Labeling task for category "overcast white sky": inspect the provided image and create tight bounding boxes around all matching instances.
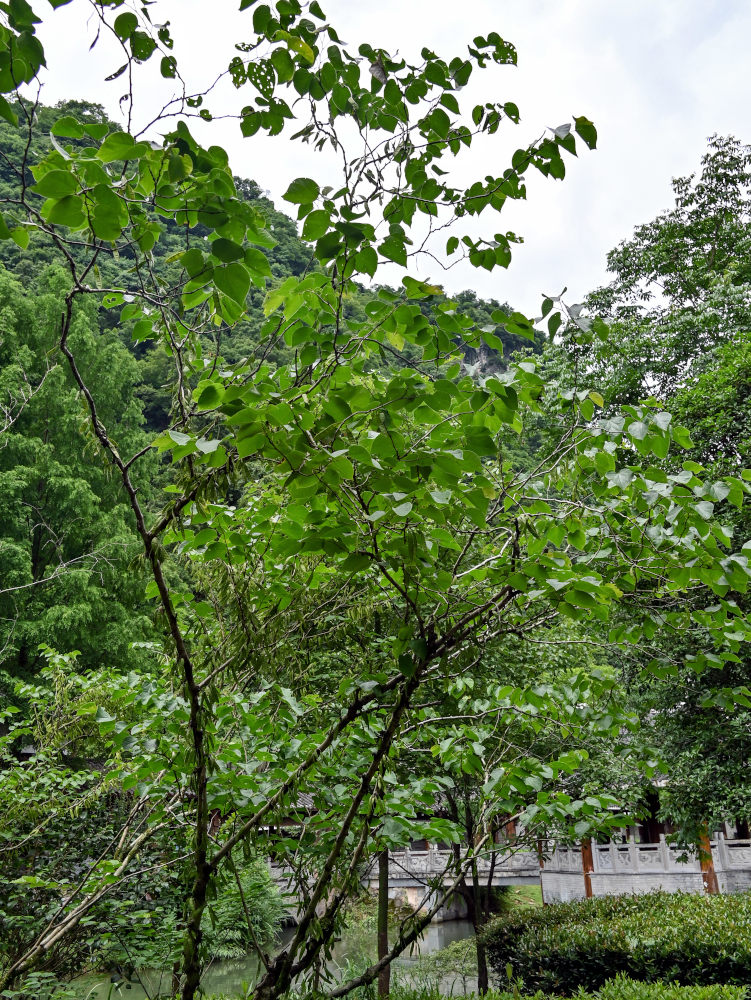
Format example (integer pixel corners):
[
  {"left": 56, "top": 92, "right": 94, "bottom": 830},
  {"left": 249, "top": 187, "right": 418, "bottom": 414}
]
[{"left": 34, "top": 0, "right": 751, "bottom": 314}]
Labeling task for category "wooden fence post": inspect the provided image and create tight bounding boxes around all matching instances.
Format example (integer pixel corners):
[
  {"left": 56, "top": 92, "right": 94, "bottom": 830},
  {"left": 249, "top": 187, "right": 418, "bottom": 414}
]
[{"left": 581, "top": 838, "right": 594, "bottom": 899}]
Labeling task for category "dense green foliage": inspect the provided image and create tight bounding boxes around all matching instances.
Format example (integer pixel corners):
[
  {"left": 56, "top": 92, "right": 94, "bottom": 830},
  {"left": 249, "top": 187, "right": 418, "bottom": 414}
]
[
  {"left": 484, "top": 892, "right": 751, "bottom": 995},
  {"left": 0, "top": 650, "right": 282, "bottom": 990},
  {"left": 205, "top": 858, "right": 285, "bottom": 961},
  {"left": 4, "top": 978, "right": 748, "bottom": 1000},
  {"left": 340, "top": 983, "right": 750, "bottom": 1000},
  {"left": 0, "top": 96, "right": 529, "bottom": 685},
  {"left": 589, "top": 981, "right": 749, "bottom": 1000},
  {"left": 566, "top": 135, "right": 751, "bottom": 842},
  {"left": 0, "top": 264, "right": 157, "bottom": 678},
  {"left": 0, "top": 3, "right": 750, "bottom": 1000}
]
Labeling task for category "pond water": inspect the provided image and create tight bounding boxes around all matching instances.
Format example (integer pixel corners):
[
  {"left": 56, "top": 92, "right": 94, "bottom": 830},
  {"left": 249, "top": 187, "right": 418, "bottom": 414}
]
[{"left": 78, "top": 919, "right": 476, "bottom": 999}]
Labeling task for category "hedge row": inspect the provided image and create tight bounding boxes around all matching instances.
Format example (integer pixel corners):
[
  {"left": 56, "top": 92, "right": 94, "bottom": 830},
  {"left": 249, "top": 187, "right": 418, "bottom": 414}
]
[
  {"left": 382, "top": 979, "right": 747, "bottom": 1000},
  {"left": 593, "top": 978, "right": 749, "bottom": 1000},
  {"left": 517, "top": 984, "right": 744, "bottom": 1000},
  {"left": 483, "top": 891, "right": 751, "bottom": 994}
]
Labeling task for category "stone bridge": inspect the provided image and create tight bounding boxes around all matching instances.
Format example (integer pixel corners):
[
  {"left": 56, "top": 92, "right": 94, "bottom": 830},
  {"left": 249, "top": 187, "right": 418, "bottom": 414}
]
[
  {"left": 364, "top": 847, "right": 542, "bottom": 919},
  {"left": 272, "top": 835, "right": 751, "bottom": 922},
  {"left": 366, "top": 847, "right": 541, "bottom": 889},
  {"left": 270, "top": 846, "right": 541, "bottom": 923}
]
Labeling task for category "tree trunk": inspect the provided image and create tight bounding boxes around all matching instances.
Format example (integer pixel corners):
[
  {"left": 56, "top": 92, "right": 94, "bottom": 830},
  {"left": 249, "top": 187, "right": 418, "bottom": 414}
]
[
  {"left": 171, "top": 960, "right": 181, "bottom": 998},
  {"left": 179, "top": 663, "right": 211, "bottom": 1000},
  {"left": 470, "top": 858, "right": 489, "bottom": 995},
  {"left": 484, "top": 840, "right": 497, "bottom": 924},
  {"left": 181, "top": 857, "right": 210, "bottom": 1000},
  {"left": 378, "top": 848, "right": 391, "bottom": 998}
]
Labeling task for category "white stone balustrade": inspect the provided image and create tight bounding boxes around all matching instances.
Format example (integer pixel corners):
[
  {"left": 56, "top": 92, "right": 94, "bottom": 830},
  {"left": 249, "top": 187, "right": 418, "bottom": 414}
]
[
  {"left": 273, "top": 837, "right": 751, "bottom": 909},
  {"left": 541, "top": 835, "right": 751, "bottom": 902},
  {"left": 383, "top": 846, "right": 540, "bottom": 885}
]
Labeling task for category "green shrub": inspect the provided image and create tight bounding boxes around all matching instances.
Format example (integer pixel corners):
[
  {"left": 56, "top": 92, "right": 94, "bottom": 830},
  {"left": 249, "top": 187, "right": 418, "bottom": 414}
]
[
  {"left": 395, "top": 935, "right": 478, "bottom": 996},
  {"left": 483, "top": 891, "right": 751, "bottom": 994},
  {"left": 225, "top": 980, "right": 748, "bottom": 1000},
  {"left": 590, "top": 976, "right": 748, "bottom": 1000},
  {"left": 203, "top": 857, "right": 285, "bottom": 960}
]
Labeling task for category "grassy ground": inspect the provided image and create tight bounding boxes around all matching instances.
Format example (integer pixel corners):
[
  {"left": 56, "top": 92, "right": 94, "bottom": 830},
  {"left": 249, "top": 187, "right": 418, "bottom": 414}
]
[{"left": 504, "top": 885, "right": 542, "bottom": 909}]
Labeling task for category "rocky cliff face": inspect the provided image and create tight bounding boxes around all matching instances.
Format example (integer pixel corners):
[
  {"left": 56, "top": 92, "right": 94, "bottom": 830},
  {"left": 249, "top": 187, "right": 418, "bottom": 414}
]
[{"left": 460, "top": 338, "right": 507, "bottom": 377}]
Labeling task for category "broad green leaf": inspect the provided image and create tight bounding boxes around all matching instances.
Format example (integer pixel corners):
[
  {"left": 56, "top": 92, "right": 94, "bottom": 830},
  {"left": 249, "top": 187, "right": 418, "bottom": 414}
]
[
  {"left": 574, "top": 115, "right": 597, "bottom": 149},
  {"left": 113, "top": 11, "right": 138, "bottom": 39},
  {"left": 10, "top": 227, "right": 29, "bottom": 249},
  {"left": 32, "top": 169, "right": 78, "bottom": 198},
  {"left": 0, "top": 95, "right": 17, "bottom": 126},
  {"left": 379, "top": 235, "right": 407, "bottom": 267},
  {"left": 302, "top": 209, "right": 330, "bottom": 240},
  {"left": 214, "top": 262, "right": 251, "bottom": 304},
  {"left": 244, "top": 247, "right": 272, "bottom": 282},
  {"left": 97, "top": 132, "right": 148, "bottom": 162},
  {"left": 51, "top": 115, "right": 83, "bottom": 138},
  {"left": 211, "top": 238, "right": 244, "bottom": 263},
  {"left": 365, "top": 510, "right": 387, "bottom": 522},
  {"left": 283, "top": 177, "right": 320, "bottom": 204},
  {"left": 275, "top": 29, "right": 315, "bottom": 64},
  {"left": 130, "top": 31, "right": 157, "bottom": 61},
  {"left": 429, "top": 490, "right": 452, "bottom": 505},
  {"left": 43, "top": 194, "right": 85, "bottom": 227},
  {"left": 195, "top": 384, "right": 225, "bottom": 409},
  {"left": 356, "top": 246, "right": 377, "bottom": 276}
]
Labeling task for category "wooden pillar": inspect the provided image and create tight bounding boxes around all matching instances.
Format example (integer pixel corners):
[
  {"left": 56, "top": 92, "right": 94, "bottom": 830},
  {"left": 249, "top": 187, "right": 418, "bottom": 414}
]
[
  {"left": 699, "top": 828, "right": 719, "bottom": 895},
  {"left": 581, "top": 838, "right": 594, "bottom": 899}
]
